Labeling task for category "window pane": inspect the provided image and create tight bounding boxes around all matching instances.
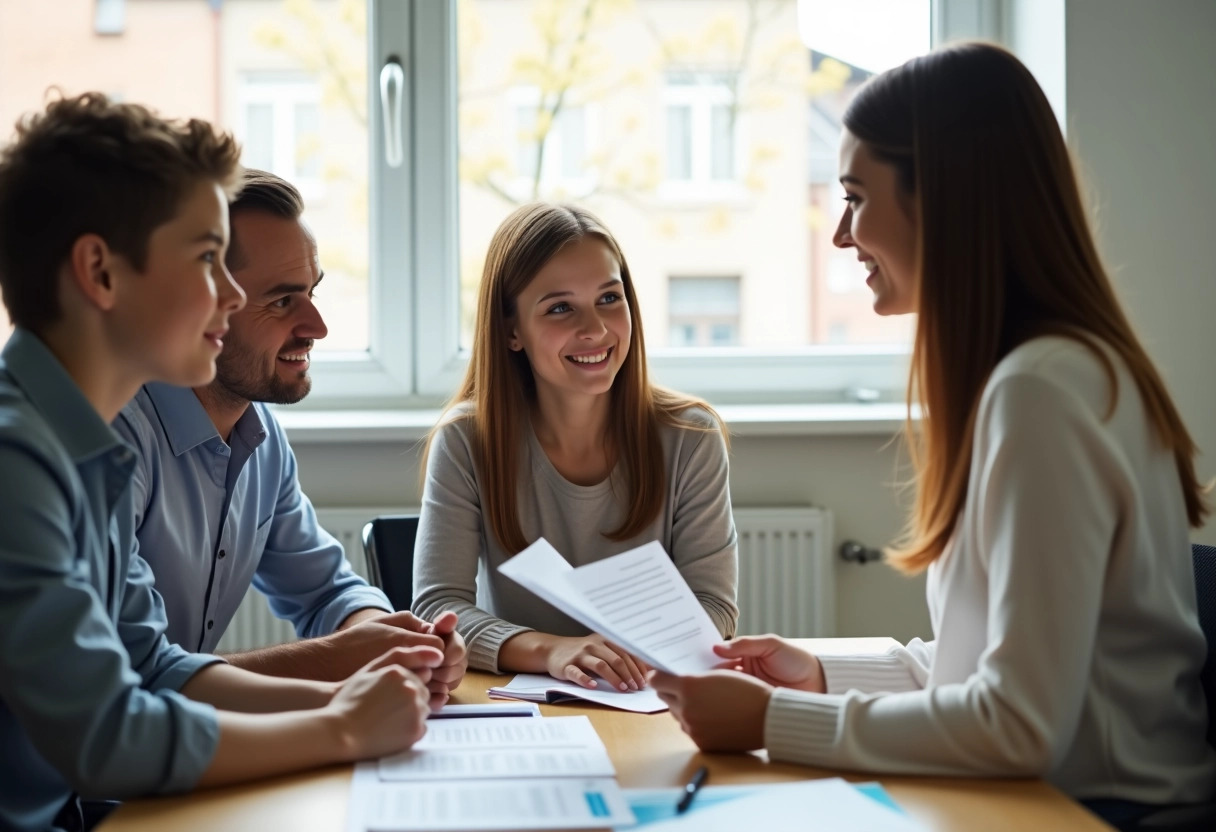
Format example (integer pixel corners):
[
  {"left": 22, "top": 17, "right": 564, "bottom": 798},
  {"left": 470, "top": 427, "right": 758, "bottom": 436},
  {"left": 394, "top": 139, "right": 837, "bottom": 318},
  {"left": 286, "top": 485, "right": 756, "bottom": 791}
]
[
  {"left": 710, "top": 104, "right": 734, "bottom": 180},
  {"left": 293, "top": 101, "right": 322, "bottom": 179},
  {"left": 666, "top": 105, "right": 692, "bottom": 180},
  {"left": 559, "top": 107, "right": 586, "bottom": 179},
  {"left": 0, "top": 0, "right": 371, "bottom": 354},
  {"left": 244, "top": 102, "right": 275, "bottom": 172},
  {"left": 457, "top": 0, "right": 929, "bottom": 351}
]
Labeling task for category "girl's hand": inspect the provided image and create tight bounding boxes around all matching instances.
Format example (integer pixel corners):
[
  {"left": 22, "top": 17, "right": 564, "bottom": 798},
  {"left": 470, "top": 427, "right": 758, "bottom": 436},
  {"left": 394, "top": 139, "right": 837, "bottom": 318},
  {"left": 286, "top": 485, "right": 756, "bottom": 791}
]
[
  {"left": 544, "top": 634, "right": 650, "bottom": 691},
  {"left": 712, "top": 635, "right": 826, "bottom": 693},
  {"left": 649, "top": 669, "right": 773, "bottom": 752}
]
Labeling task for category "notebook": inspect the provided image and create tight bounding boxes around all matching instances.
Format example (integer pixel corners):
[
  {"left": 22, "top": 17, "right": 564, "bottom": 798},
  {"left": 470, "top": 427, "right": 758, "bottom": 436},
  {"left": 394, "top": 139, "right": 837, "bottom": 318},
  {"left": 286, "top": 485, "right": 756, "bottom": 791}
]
[{"left": 488, "top": 673, "right": 668, "bottom": 714}]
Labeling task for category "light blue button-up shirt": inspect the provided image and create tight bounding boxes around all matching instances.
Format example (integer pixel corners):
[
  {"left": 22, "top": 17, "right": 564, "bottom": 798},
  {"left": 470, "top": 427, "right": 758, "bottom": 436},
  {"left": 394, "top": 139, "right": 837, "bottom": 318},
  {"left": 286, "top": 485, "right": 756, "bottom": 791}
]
[
  {"left": 113, "top": 383, "right": 391, "bottom": 654},
  {"left": 0, "top": 330, "right": 223, "bottom": 832}
]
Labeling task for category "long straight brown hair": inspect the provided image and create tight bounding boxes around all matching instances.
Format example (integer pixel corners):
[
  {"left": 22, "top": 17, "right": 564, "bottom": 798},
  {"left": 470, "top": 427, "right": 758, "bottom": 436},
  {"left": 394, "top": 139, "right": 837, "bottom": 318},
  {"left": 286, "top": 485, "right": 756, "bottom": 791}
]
[
  {"left": 842, "top": 43, "right": 1209, "bottom": 574},
  {"left": 423, "top": 202, "right": 724, "bottom": 555}
]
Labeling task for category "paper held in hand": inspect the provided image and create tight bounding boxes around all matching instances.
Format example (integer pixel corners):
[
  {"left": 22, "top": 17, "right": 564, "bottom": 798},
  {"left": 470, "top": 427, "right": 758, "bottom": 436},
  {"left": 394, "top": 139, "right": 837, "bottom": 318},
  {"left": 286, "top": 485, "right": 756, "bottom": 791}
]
[{"left": 497, "top": 538, "right": 722, "bottom": 674}]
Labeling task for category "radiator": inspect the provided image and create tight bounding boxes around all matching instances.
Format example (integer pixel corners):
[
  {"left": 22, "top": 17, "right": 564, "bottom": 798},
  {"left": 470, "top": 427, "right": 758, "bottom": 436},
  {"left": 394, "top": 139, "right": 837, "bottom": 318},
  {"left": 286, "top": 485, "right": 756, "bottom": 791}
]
[{"left": 215, "top": 506, "right": 834, "bottom": 653}]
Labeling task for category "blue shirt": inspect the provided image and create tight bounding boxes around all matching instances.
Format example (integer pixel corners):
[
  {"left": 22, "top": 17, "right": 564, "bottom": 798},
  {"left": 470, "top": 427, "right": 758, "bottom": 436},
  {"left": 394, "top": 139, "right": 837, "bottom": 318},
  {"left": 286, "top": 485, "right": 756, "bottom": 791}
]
[
  {"left": 0, "top": 330, "right": 222, "bottom": 832},
  {"left": 113, "top": 383, "right": 391, "bottom": 654}
]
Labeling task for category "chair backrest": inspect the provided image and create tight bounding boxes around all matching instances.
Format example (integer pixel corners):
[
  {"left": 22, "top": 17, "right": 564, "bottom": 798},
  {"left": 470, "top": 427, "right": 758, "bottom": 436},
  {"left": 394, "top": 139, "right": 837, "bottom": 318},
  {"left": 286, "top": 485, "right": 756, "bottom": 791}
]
[
  {"left": 1193, "top": 543, "right": 1216, "bottom": 749},
  {"left": 361, "top": 514, "right": 421, "bottom": 611}
]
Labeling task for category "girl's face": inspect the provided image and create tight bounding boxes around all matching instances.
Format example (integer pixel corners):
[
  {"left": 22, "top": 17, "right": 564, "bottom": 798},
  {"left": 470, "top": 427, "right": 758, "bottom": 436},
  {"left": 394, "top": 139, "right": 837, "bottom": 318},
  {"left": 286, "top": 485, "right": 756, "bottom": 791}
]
[
  {"left": 833, "top": 129, "right": 919, "bottom": 316},
  {"left": 508, "top": 236, "right": 632, "bottom": 404}
]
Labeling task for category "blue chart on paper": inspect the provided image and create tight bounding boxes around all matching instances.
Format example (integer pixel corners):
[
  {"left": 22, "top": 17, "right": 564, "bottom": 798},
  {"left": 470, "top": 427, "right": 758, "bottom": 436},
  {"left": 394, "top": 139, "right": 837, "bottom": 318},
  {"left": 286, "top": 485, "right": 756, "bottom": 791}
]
[
  {"left": 585, "top": 791, "right": 612, "bottom": 818},
  {"left": 624, "top": 782, "right": 903, "bottom": 826}
]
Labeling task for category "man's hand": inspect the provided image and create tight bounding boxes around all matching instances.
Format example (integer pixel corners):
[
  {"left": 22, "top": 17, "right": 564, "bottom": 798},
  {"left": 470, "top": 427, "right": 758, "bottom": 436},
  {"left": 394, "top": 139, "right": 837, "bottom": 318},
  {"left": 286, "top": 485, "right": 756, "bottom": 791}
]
[
  {"left": 426, "top": 611, "right": 469, "bottom": 703},
  {"left": 648, "top": 669, "right": 773, "bottom": 752},
  {"left": 334, "top": 609, "right": 467, "bottom": 708},
  {"left": 326, "top": 646, "right": 442, "bottom": 760}
]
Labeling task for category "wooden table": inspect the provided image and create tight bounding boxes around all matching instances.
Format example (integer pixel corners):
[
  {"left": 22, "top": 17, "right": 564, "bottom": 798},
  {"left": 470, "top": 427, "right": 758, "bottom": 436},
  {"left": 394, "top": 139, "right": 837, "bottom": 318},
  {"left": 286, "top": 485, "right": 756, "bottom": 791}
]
[{"left": 101, "top": 639, "right": 1111, "bottom": 831}]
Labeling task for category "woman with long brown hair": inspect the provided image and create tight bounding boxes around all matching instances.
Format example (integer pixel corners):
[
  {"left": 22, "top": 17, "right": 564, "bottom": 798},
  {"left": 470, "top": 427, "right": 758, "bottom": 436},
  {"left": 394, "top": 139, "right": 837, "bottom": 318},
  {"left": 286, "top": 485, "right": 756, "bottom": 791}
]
[
  {"left": 413, "top": 202, "right": 738, "bottom": 691},
  {"left": 651, "top": 43, "right": 1214, "bottom": 822}
]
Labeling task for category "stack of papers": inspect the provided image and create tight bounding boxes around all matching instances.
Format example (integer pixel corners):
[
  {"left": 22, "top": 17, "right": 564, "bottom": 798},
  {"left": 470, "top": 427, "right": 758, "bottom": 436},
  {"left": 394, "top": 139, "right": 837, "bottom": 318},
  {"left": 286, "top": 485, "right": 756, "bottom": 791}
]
[
  {"left": 346, "top": 716, "right": 635, "bottom": 831},
  {"left": 489, "top": 673, "right": 668, "bottom": 713}
]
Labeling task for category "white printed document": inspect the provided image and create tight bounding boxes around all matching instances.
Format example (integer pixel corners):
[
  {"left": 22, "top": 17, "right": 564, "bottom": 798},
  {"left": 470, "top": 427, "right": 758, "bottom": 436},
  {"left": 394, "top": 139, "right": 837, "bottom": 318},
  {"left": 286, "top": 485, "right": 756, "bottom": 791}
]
[
  {"left": 352, "top": 776, "right": 634, "bottom": 831},
  {"left": 498, "top": 539, "right": 721, "bottom": 674},
  {"left": 489, "top": 672, "right": 668, "bottom": 714},
  {"left": 349, "top": 715, "right": 634, "bottom": 831},
  {"left": 377, "top": 716, "right": 616, "bottom": 781}
]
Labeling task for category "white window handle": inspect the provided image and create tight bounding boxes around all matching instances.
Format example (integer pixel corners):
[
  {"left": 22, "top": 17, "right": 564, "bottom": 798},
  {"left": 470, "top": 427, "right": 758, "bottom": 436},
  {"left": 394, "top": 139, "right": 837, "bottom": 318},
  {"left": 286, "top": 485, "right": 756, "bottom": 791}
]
[{"left": 380, "top": 56, "right": 405, "bottom": 169}]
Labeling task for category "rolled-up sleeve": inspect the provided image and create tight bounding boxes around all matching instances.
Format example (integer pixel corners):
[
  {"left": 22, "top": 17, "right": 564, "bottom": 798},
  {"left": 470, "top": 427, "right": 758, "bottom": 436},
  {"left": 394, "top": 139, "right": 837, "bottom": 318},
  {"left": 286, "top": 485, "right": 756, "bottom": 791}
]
[
  {"left": 251, "top": 421, "right": 391, "bottom": 636},
  {"left": 0, "top": 444, "right": 219, "bottom": 797}
]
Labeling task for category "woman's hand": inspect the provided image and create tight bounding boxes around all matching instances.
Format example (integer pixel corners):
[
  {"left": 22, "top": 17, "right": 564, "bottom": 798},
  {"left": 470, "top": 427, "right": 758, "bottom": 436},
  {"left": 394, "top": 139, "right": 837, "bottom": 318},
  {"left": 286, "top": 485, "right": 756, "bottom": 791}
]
[
  {"left": 712, "top": 635, "right": 826, "bottom": 693},
  {"left": 649, "top": 669, "right": 773, "bottom": 752},
  {"left": 544, "top": 634, "right": 650, "bottom": 691}
]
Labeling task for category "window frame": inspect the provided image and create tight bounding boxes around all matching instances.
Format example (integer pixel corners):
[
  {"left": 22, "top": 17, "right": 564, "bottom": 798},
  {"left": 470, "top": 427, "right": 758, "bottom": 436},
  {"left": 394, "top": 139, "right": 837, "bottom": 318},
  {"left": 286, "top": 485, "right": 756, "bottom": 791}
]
[{"left": 300, "top": 0, "right": 1002, "bottom": 411}]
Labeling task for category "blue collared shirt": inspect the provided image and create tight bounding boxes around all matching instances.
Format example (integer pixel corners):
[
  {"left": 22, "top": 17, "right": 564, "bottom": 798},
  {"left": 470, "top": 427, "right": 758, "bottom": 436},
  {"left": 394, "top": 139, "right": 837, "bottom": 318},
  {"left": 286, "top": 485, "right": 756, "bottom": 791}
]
[
  {"left": 113, "top": 383, "right": 391, "bottom": 654},
  {"left": 0, "top": 330, "right": 222, "bottom": 832}
]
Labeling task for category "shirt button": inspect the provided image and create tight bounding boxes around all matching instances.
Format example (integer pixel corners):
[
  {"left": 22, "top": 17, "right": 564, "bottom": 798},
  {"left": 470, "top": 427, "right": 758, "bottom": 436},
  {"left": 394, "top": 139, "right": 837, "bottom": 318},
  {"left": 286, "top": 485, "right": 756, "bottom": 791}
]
[
  {"left": 218, "top": 549, "right": 226, "bottom": 559},
  {"left": 207, "top": 620, "right": 214, "bottom": 630}
]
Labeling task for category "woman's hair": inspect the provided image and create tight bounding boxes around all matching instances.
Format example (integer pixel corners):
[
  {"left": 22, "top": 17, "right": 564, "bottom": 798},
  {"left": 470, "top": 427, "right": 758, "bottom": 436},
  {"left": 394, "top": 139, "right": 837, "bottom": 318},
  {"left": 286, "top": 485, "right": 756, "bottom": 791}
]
[
  {"left": 424, "top": 202, "right": 725, "bottom": 554},
  {"left": 842, "top": 42, "right": 1209, "bottom": 574}
]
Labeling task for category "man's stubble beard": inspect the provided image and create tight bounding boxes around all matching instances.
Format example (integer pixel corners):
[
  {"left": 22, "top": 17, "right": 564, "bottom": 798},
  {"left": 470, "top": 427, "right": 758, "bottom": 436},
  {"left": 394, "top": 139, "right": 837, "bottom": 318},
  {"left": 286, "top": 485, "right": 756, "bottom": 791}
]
[{"left": 212, "top": 338, "right": 312, "bottom": 407}]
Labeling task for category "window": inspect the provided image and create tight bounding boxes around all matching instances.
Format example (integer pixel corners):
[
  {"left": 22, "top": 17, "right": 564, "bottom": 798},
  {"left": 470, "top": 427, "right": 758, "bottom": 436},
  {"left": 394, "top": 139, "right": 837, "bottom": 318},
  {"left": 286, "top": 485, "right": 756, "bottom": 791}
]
[
  {"left": 0, "top": 0, "right": 372, "bottom": 359},
  {"left": 94, "top": 0, "right": 125, "bottom": 36},
  {"left": 0, "top": 0, "right": 999, "bottom": 404},
  {"left": 509, "top": 86, "right": 591, "bottom": 189},
  {"left": 238, "top": 75, "right": 324, "bottom": 196},
  {"left": 669, "top": 277, "right": 741, "bottom": 348},
  {"left": 663, "top": 72, "right": 738, "bottom": 187}
]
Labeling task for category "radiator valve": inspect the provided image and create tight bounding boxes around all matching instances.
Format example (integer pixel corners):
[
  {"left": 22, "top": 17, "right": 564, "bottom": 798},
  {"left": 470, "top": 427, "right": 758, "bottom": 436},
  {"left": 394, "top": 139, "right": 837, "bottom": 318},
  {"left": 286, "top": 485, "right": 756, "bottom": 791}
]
[{"left": 839, "top": 540, "right": 883, "bottom": 565}]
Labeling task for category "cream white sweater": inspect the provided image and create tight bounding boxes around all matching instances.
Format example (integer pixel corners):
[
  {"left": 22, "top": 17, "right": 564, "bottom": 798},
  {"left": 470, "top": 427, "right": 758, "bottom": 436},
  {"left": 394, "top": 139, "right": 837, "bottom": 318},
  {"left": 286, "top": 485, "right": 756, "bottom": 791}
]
[{"left": 765, "top": 337, "right": 1216, "bottom": 804}]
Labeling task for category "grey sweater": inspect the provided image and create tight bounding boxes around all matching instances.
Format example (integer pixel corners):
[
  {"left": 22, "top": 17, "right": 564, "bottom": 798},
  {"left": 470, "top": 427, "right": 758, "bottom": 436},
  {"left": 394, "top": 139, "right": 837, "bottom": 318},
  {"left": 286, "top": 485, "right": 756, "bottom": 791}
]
[{"left": 413, "top": 404, "right": 739, "bottom": 672}]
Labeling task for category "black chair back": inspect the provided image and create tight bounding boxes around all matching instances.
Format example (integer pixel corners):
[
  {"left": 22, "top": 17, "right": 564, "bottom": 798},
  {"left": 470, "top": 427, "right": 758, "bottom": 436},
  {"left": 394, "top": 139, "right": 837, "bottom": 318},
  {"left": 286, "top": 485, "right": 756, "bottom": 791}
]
[
  {"left": 361, "top": 514, "right": 421, "bottom": 611},
  {"left": 1193, "top": 543, "right": 1216, "bottom": 749}
]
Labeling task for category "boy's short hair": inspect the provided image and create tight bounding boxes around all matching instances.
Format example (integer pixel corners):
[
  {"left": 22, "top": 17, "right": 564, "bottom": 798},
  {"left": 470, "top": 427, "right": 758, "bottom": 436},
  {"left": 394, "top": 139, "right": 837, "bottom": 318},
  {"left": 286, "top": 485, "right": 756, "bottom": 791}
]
[
  {"left": 0, "top": 91, "right": 243, "bottom": 333},
  {"left": 225, "top": 169, "right": 306, "bottom": 271}
]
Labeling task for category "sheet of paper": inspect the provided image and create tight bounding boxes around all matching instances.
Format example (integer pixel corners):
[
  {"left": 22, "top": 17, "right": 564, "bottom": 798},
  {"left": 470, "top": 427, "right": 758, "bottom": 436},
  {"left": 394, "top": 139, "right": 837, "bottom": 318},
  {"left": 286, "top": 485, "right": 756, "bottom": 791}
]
[
  {"left": 565, "top": 541, "right": 722, "bottom": 674},
  {"left": 496, "top": 539, "right": 615, "bottom": 634},
  {"left": 619, "top": 778, "right": 926, "bottom": 832},
  {"left": 378, "top": 716, "right": 615, "bottom": 781},
  {"left": 489, "top": 672, "right": 669, "bottom": 714},
  {"left": 349, "top": 766, "right": 635, "bottom": 831},
  {"left": 498, "top": 539, "right": 720, "bottom": 674}
]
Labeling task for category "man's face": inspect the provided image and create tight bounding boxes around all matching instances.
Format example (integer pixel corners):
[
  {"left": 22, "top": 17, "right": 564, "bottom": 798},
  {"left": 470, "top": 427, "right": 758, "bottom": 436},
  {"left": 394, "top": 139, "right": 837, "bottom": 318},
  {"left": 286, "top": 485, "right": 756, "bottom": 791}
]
[{"left": 213, "top": 211, "right": 327, "bottom": 405}]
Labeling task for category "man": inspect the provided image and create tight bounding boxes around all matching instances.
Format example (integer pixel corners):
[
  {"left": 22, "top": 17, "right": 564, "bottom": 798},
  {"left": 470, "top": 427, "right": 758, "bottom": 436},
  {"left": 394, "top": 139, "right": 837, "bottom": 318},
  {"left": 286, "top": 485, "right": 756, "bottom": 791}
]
[
  {"left": 0, "top": 93, "right": 437, "bottom": 832},
  {"left": 114, "top": 170, "right": 466, "bottom": 700}
]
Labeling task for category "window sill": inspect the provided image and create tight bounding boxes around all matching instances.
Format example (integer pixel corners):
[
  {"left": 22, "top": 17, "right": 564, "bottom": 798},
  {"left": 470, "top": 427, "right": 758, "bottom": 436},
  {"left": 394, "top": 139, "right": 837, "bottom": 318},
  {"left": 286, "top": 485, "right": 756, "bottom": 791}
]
[{"left": 276, "top": 402, "right": 912, "bottom": 444}]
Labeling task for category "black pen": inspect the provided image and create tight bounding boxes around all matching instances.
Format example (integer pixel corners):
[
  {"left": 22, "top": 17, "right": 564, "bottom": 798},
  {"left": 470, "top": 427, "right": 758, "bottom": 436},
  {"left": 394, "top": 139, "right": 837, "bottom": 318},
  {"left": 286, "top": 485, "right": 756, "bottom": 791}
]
[{"left": 675, "top": 765, "right": 709, "bottom": 814}]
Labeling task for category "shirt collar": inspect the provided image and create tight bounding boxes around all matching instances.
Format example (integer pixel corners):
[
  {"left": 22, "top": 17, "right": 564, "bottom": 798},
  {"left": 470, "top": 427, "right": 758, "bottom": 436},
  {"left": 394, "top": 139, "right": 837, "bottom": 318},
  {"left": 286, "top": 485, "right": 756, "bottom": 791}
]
[
  {"left": 1, "top": 328, "right": 127, "bottom": 463},
  {"left": 144, "top": 381, "right": 268, "bottom": 457}
]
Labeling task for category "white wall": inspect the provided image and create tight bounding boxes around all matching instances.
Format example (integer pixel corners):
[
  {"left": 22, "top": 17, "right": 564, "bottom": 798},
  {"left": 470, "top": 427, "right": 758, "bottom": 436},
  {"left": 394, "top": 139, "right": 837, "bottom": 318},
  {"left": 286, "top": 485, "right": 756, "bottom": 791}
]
[
  {"left": 290, "top": 0, "right": 1216, "bottom": 642},
  {"left": 1060, "top": 0, "right": 1216, "bottom": 545}
]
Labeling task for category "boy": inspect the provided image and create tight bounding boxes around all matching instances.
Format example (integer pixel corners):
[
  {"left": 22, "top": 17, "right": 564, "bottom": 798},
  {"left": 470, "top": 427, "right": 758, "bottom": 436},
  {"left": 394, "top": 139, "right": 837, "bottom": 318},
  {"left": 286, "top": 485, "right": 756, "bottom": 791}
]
[{"left": 0, "top": 93, "right": 439, "bottom": 832}]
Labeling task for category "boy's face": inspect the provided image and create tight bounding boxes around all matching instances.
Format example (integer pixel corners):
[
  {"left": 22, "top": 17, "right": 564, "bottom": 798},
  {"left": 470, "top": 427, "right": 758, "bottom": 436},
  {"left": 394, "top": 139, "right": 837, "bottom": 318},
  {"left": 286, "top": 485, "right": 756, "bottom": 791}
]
[{"left": 109, "top": 180, "right": 247, "bottom": 387}]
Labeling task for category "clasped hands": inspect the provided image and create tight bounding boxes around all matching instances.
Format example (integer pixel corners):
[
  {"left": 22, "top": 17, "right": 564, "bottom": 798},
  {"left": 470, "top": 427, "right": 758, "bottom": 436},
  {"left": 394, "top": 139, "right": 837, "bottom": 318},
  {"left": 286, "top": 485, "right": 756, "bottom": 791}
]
[{"left": 329, "top": 608, "right": 468, "bottom": 708}]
